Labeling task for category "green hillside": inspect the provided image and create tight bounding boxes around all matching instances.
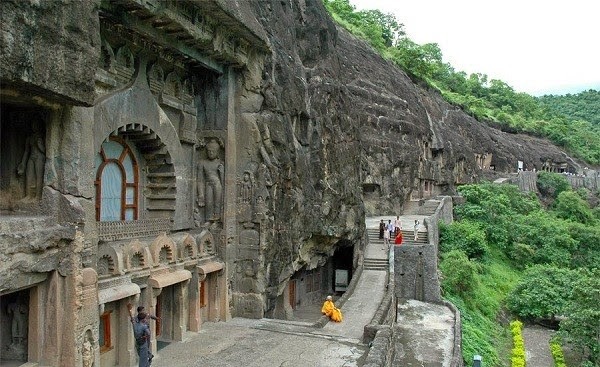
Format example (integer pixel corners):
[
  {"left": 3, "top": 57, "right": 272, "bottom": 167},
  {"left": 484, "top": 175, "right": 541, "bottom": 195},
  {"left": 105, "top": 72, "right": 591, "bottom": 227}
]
[
  {"left": 538, "top": 90, "right": 600, "bottom": 126},
  {"left": 439, "top": 179, "right": 600, "bottom": 366}
]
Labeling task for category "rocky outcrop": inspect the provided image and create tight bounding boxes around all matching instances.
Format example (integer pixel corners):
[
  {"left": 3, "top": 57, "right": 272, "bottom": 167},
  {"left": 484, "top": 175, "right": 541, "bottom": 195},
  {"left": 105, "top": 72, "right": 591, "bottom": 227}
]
[
  {"left": 0, "top": 0, "right": 99, "bottom": 105},
  {"left": 238, "top": 0, "right": 591, "bottom": 300}
]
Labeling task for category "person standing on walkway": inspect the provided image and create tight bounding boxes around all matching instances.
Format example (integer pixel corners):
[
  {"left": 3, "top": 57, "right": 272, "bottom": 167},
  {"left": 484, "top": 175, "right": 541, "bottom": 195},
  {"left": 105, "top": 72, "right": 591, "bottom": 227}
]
[
  {"left": 387, "top": 220, "right": 394, "bottom": 238},
  {"left": 394, "top": 230, "right": 403, "bottom": 245},
  {"left": 413, "top": 220, "right": 420, "bottom": 241},
  {"left": 128, "top": 304, "right": 159, "bottom": 364},
  {"left": 383, "top": 227, "right": 390, "bottom": 247},
  {"left": 132, "top": 312, "right": 152, "bottom": 367},
  {"left": 378, "top": 219, "right": 385, "bottom": 239},
  {"left": 394, "top": 216, "right": 402, "bottom": 235}
]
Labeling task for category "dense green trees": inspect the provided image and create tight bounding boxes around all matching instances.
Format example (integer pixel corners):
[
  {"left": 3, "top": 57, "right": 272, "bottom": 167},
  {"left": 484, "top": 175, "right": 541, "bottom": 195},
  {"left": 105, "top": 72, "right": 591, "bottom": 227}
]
[
  {"left": 539, "top": 90, "right": 600, "bottom": 126},
  {"left": 560, "top": 269, "right": 600, "bottom": 365},
  {"left": 506, "top": 265, "right": 577, "bottom": 321},
  {"left": 438, "top": 181, "right": 599, "bottom": 365},
  {"left": 323, "top": 0, "right": 600, "bottom": 164},
  {"left": 536, "top": 171, "right": 570, "bottom": 199}
]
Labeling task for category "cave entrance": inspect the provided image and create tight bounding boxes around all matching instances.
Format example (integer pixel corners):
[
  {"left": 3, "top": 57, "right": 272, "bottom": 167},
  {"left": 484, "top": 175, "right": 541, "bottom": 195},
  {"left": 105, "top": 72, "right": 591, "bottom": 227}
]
[{"left": 331, "top": 240, "right": 354, "bottom": 295}]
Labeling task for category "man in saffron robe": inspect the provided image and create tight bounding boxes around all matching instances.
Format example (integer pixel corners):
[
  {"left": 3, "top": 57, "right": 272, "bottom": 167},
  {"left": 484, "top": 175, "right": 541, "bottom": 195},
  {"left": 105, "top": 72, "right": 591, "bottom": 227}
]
[{"left": 321, "top": 295, "right": 343, "bottom": 322}]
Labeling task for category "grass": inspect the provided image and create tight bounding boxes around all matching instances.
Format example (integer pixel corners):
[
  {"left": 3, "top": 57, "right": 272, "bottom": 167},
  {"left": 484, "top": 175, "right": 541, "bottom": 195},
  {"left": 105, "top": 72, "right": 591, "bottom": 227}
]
[{"left": 443, "top": 249, "right": 521, "bottom": 366}]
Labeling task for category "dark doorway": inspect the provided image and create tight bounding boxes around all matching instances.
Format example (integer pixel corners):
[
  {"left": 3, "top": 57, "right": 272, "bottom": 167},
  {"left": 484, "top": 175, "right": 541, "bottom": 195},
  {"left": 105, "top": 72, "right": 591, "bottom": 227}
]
[{"left": 331, "top": 240, "right": 354, "bottom": 295}]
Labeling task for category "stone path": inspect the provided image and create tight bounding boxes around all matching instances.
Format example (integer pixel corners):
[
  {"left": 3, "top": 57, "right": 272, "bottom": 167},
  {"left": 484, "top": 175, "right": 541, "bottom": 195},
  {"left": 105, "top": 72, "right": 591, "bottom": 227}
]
[
  {"left": 523, "top": 325, "right": 555, "bottom": 367},
  {"left": 153, "top": 217, "right": 390, "bottom": 366},
  {"left": 394, "top": 300, "right": 455, "bottom": 367}
]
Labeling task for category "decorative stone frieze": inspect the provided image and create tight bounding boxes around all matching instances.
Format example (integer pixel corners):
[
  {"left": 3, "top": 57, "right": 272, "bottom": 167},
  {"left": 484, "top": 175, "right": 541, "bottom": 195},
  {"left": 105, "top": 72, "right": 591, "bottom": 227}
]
[
  {"left": 97, "top": 218, "right": 172, "bottom": 242},
  {"left": 149, "top": 234, "right": 177, "bottom": 265}
]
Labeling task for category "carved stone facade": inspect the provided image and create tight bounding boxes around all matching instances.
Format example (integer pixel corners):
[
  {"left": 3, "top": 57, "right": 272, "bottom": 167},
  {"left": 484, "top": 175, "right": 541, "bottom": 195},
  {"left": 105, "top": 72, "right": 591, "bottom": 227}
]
[
  {"left": 1, "top": 0, "right": 269, "bottom": 366},
  {"left": 1, "top": 1, "right": 595, "bottom": 366}
]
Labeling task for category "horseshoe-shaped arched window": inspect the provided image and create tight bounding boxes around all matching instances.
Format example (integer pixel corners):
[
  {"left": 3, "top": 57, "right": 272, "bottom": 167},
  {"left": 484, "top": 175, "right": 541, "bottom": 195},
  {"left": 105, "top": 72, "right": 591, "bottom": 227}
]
[{"left": 95, "top": 137, "right": 139, "bottom": 221}]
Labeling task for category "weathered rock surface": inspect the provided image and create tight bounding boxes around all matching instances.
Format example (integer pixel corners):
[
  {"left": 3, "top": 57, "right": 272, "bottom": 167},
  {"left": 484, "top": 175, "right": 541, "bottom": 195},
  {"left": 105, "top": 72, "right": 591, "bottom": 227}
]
[
  {"left": 0, "top": 0, "right": 99, "bottom": 105},
  {"left": 240, "top": 0, "right": 588, "bottom": 299}
]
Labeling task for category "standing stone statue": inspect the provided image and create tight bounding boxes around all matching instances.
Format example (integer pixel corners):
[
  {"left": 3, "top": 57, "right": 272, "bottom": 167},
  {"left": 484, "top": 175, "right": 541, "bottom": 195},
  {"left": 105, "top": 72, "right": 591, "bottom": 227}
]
[
  {"left": 197, "top": 138, "right": 224, "bottom": 223},
  {"left": 82, "top": 339, "right": 94, "bottom": 367},
  {"left": 238, "top": 170, "right": 254, "bottom": 225},
  {"left": 17, "top": 120, "right": 46, "bottom": 201},
  {"left": 7, "top": 300, "right": 27, "bottom": 346}
]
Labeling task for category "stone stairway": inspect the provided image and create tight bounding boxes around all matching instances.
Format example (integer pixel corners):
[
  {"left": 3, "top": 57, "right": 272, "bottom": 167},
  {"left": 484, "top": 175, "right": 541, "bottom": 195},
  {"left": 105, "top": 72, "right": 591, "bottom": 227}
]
[
  {"left": 364, "top": 258, "right": 388, "bottom": 270},
  {"left": 417, "top": 199, "right": 440, "bottom": 216},
  {"left": 398, "top": 229, "right": 428, "bottom": 245},
  {"left": 365, "top": 228, "right": 388, "bottom": 271}
]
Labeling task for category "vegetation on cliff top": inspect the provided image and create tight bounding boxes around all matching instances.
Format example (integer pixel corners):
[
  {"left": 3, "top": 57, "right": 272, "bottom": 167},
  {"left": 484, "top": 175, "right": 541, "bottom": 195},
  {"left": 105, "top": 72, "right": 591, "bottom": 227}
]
[
  {"left": 323, "top": 0, "right": 600, "bottom": 165},
  {"left": 439, "top": 178, "right": 599, "bottom": 365}
]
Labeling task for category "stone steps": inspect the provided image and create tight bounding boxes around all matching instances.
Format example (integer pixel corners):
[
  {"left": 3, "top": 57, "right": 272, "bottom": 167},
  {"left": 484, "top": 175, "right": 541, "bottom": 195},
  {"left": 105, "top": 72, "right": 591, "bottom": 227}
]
[
  {"left": 367, "top": 228, "right": 428, "bottom": 245},
  {"left": 364, "top": 258, "right": 388, "bottom": 271}
]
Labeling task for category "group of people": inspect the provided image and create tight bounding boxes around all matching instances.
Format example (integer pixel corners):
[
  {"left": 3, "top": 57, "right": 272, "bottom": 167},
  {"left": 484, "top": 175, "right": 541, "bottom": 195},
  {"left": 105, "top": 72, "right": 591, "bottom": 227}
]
[
  {"left": 128, "top": 304, "right": 159, "bottom": 367},
  {"left": 379, "top": 216, "right": 420, "bottom": 246}
]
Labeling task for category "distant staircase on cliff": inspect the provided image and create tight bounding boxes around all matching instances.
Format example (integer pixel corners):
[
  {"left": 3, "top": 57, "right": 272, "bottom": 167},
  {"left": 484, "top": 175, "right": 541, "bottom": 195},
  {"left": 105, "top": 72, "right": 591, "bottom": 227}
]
[
  {"left": 365, "top": 228, "right": 388, "bottom": 271},
  {"left": 398, "top": 229, "right": 428, "bottom": 246},
  {"left": 417, "top": 199, "right": 440, "bottom": 216}
]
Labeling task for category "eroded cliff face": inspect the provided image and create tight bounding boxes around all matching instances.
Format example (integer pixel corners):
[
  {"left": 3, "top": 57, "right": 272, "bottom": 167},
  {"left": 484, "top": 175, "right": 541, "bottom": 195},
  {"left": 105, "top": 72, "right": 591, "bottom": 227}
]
[
  {"left": 240, "top": 0, "right": 582, "bottom": 300},
  {"left": 0, "top": 0, "right": 584, "bottom": 322}
]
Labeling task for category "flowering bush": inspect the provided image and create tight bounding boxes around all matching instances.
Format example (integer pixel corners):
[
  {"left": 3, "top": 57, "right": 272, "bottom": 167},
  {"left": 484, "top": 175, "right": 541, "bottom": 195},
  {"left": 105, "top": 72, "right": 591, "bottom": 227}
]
[{"left": 510, "top": 320, "right": 526, "bottom": 367}]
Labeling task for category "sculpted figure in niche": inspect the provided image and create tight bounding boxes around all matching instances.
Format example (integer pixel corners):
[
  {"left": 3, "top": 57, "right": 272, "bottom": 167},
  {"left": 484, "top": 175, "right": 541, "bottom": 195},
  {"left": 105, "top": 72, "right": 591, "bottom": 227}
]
[
  {"left": 82, "top": 339, "right": 94, "bottom": 367},
  {"left": 238, "top": 170, "right": 254, "bottom": 225},
  {"left": 197, "top": 138, "right": 224, "bottom": 223},
  {"left": 17, "top": 120, "right": 46, "bottom": 202},
  {"left": 7, "top": 298, "right": 28, "bottom": 346}
]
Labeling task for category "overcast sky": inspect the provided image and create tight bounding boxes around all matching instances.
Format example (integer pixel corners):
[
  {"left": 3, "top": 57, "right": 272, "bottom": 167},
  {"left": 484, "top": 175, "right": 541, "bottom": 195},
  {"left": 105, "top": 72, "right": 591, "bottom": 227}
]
[{"left": 349, "top": 0, "right": 600, "bottom": 96}]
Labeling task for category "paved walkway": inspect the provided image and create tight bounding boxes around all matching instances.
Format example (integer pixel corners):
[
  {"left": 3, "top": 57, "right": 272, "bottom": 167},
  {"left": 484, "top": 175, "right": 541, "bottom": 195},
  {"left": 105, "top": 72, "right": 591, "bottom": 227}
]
[
  {"left": 523, "top": 325, "right": 555, "bottom": 367},
  {"left": 154, "top": 217, "right": 391, "bottom": 366},
  {"left": 394, "top": 300, "right": 455, "bottom": 367}
]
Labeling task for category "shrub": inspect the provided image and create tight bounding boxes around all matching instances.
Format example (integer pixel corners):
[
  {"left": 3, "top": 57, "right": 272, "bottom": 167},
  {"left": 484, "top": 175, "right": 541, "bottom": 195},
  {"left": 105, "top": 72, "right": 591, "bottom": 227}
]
[
  {"left": 439, "top": 220, "right": 488, "bottom": 259},
  {"left": 510, "top": 320, "right": 526, "bottom": 367},
  {"left": 560, "top": 269, "right": 600, "bottom": 365},
  {"left": 506, "top": 265, "right": 577, "bottom": 321},
  {"left": 439, "top": 250, "right": 478, "bottom": 297},
  {"left": 509, "top": 212, "right": 576, "bottom": 267},
  {"left": 549, "top": 336, "right": 567, "bottom": 367},
  {"left": 537, "top": 171, "right": 570, "bottom": 199},
  {"left": 553, "top": 190, "right": 595, "bottom": 224},
  {"left": 567, "top": 222, "right": 600, "bottom": 269}
]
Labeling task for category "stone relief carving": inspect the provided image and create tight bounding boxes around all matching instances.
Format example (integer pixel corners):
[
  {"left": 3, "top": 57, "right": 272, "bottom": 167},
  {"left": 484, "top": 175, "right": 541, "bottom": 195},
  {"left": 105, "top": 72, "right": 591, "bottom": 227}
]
[
  {"left": 196, "top": 138, "right": 224, "bottom": 224},
  {"left": 237, "top": 169, "right": 255, "bottom": 225},
  {"left": 99, "top": 40, "right": 114, "bottom": 71},
  {"left": 82, "top": 338, "right": 94, "bottom": 367},
  {"left": 97, "top": 255, "right": 115, "bottom": 276},
  {"left": 258, "top": 117, "right": 280, "bottom": 174},
  {"left": 237, "top": 162, "right": 274, "bottom": 226},
  {"left": 5, "top": 294, "right": 28, "bottom": 360},
  {"left": 17, "top": 119, "right": 45, "bottom": 202},
  {"left": 131, "top": 252, "right": 144, "bottom": 268},
  {"left": 114, "top": 45, "right": 135, "bottom": 84},
  {"left": 238, "top": 260, "right": 258, "bottom": 293},
  {"left": 147, "top": 63, "right": 165, "bottom": 95},
  {"left": 254, "top": 164, "right": 273, "bottom": 223}
]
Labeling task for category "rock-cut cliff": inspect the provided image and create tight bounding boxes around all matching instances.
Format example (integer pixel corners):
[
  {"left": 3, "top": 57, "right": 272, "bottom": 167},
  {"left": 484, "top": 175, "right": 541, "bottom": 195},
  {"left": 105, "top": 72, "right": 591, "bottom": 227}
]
[{"left": 239, "top": 0, "right": 580, "bottom": 301}]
